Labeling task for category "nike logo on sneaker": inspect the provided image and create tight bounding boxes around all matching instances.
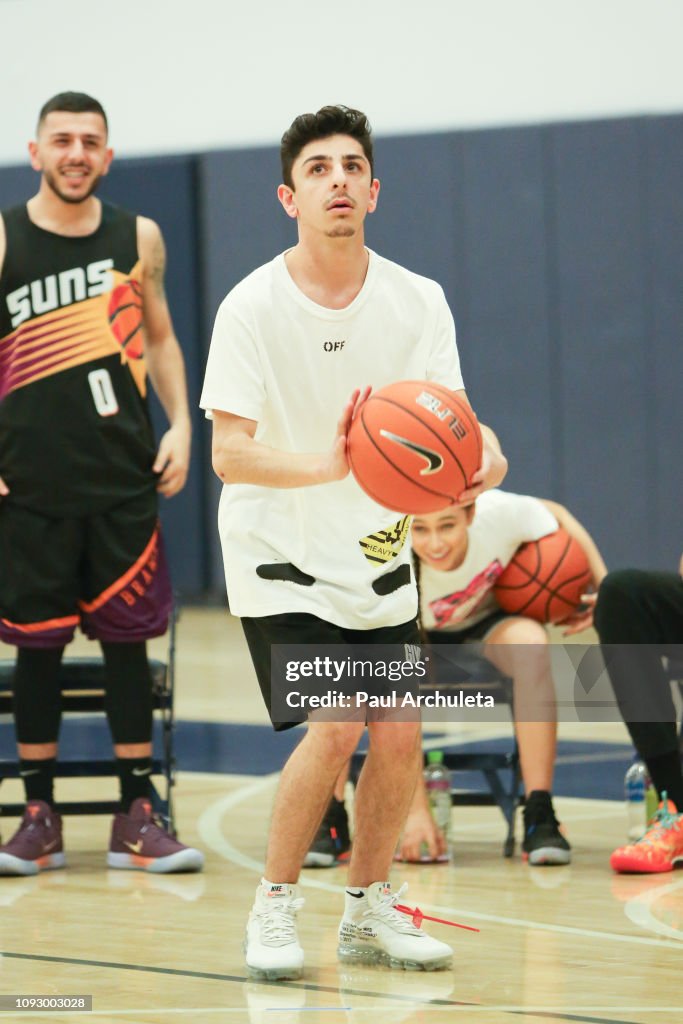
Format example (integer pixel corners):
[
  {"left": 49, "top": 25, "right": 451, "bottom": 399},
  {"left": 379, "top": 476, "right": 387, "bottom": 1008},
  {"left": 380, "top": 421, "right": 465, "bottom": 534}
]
[
  {"left": 123, "top": 840, "right": 143, "bottom": 854},
  {"left": 43, "top": 840, "right": 58, "bottom": 852}
]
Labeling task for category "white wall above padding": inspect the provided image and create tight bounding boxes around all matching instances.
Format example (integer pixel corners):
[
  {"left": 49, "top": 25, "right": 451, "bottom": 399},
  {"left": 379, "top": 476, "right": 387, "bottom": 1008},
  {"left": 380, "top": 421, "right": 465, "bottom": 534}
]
[{"left": 1, "top": 0, "right": 682, "bottom": 165}]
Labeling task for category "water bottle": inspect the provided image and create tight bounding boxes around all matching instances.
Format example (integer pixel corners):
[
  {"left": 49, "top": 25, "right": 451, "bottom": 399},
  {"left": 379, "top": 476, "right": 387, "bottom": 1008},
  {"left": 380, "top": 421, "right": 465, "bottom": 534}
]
[
  {"left": 624, "top": 757, "right": 652, "bottom": 840},
  {"left": 424, "top": 750, "right": 452, "bottom": 850}
]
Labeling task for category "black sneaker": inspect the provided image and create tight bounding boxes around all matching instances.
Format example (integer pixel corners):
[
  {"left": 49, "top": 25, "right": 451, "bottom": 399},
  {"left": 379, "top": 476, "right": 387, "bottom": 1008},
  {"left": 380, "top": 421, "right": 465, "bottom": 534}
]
[
  {"left": 303, "top": 797, "right": 351, "bottom": 868},
  {"left": 522, "top": 791, "right": 571, "bottom": 866}
]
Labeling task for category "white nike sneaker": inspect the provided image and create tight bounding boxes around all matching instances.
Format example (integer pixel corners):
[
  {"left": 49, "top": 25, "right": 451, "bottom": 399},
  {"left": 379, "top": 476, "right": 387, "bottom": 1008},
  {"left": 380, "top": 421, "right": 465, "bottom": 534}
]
[
  {"left": 338, "top": 881, "right": 453, "bottom": 971},
  {"left": 245, "top": 880, "right": 305, "bottom": 980}
]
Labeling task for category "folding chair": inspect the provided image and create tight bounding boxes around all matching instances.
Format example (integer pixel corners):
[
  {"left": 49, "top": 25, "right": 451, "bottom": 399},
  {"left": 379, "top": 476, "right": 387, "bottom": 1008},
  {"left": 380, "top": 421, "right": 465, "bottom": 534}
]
[{"left": 0, "top": 610, "right": 176, "bottom": 831}]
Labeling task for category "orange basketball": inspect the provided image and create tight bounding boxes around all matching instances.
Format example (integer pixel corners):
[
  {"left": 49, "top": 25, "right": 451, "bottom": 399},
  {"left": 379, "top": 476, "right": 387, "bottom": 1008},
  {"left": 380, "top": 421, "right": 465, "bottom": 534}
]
[
  {"left": 493, "top": 528, "right": 592, "bottom": 623},
  {"left": 108, "top": 279, "right": 143, "bottom": 359},
  {"left": 347, "top": 380, "right": 482, "bottom": 514}
]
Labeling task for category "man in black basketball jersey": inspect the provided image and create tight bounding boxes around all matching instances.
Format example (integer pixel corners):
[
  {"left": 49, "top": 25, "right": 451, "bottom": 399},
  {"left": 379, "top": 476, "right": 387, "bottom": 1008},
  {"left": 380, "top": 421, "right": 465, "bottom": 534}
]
[{"left": 0, "top": 92, "right": 203, "bottom": 874}]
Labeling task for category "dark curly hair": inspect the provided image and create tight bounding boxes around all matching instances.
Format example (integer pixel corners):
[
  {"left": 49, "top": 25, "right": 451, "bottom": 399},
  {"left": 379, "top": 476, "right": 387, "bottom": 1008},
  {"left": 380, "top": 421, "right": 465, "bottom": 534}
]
[{"left": 280, "top": 104, "right": 373, "bottom": 188}]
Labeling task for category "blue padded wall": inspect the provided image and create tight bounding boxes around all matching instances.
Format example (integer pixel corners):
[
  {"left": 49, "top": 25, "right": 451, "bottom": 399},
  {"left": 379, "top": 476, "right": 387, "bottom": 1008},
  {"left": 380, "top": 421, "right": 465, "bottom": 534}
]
[
  {"left": 198, "top": 147, "right": 297, "bottom": 593},
  {"left": 547, "top": 119, "right": 652, "bottom": 563},
  {"left": 0, "top": 166, "right": 36, "bottom": 207},
  {"left": 641, "top": 117, "right": 683, "bottom": 572},
  {"left": 457, "top": 126, "right": 556, "bottom": 499},
  {"left": 366, "top": 129, "right": 556, "bottom": 498},
  {"left": 199, "top": 145, "right": 293, "bottom": 322},
  {"left": 368, "top": 133, "right": 465, "bottom": 324}
]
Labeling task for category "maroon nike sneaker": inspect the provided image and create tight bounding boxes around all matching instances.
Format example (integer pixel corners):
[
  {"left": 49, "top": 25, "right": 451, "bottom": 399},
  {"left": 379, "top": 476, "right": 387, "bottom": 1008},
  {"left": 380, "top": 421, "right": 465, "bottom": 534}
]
[
  {"left": 0, "top": 801, "right": 65, "bottom": 876},
  {"left": 107, "top": 798, "right": 204, "bottom": 873}
]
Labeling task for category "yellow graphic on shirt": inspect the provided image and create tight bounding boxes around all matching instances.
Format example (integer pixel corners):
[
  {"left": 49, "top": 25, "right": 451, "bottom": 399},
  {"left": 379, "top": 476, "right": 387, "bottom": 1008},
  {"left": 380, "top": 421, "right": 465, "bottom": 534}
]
[{"left": 359, "top": 516, "right": 411, "bottom": 566}]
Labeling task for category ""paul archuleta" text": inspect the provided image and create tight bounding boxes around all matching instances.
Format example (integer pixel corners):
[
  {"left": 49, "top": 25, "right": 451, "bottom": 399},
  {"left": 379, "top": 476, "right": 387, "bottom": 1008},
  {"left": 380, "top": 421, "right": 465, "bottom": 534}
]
[{"left": 285, "top": 690, "right": 496, "bottom": 709}]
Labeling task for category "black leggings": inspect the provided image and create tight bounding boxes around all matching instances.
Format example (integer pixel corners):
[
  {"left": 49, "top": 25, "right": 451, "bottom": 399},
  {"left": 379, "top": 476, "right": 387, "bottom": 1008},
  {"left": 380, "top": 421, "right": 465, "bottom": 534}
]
[
  {"left": 593, "top": 568, "right": 683, "bottom": 759},
  {"left": 13, "top": 642, "right": 153, "bottom": 746}
]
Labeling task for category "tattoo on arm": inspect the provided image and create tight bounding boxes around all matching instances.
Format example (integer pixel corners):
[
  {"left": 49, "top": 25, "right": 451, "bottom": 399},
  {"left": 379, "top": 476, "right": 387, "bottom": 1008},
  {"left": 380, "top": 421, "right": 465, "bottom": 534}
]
[{"left": 149, "top": 232, "right": 167, "bottom": 299}]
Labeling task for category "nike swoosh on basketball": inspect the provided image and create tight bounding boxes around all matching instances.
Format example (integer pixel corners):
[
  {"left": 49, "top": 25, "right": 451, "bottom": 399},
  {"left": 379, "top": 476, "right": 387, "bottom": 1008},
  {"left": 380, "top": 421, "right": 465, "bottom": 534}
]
[
  {"left": 379, "top": 430, "right": 444, "bottom": 475},
  {"left": 124, "top": 840, "right": 143, "bottom": 854}
]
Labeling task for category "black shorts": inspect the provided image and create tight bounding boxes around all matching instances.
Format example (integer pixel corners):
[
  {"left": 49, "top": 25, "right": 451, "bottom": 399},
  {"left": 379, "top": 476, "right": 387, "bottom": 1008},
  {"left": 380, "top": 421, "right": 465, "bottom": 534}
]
[
  {"left": 425, "top": 611, "right": 510, "bottom": 686},
  {"left": 0, "top": 489, "right": 172, "bottom": 649},
  {"left": 241, "top": 612, "right": 421, "bottom": 731}
]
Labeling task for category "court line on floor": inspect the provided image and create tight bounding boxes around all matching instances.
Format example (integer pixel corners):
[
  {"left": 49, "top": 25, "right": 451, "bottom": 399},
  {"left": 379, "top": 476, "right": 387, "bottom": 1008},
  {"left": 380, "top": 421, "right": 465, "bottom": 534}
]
[
  {"left": 0, "top": 950, "right": 473, "bottom": 1009},
  {"left": 1, "top": 1005, "right": 679, "bottom": 1021},
  {"left": 623, "top": 876, "right": 683, "bottom": 941},
  {"left": 197, "top": 776, "right": 683, "bottom": 951},
  {"left": 1, "top": 936, "right": 677, "bottom": 1021}
]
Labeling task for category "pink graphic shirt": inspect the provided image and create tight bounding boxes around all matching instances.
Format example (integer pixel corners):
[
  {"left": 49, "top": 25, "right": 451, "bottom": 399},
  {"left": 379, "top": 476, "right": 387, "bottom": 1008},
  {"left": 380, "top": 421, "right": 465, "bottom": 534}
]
[{"left": 419, "top": 491, "right": 557, "bottom": 633}]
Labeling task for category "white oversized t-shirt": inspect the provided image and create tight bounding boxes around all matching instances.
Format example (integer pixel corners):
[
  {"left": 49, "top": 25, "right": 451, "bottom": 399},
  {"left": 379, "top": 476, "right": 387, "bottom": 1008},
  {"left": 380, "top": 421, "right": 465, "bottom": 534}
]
[
  {"left": 200, "top": 249, "right": 464, "bottom": 629},
  {"left": 419, "top": 490, "right": 559, "bottom": 632}
]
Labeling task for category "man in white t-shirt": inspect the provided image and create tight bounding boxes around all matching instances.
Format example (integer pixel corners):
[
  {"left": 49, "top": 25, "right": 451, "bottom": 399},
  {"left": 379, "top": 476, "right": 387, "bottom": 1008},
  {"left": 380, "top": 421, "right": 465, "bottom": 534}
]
[
  {"left": 399, "top": 490, "right": 607, "bottom": 865},
  {"left": 200, "top": 105, "right": 507, "bottom": 980}
]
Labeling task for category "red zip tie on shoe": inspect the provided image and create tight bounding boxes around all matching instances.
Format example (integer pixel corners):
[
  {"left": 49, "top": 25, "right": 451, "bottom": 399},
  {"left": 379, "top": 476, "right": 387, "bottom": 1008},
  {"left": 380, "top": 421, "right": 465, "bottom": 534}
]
[{"left": 395, "top": 904, "right": 480, "bottom": 933}]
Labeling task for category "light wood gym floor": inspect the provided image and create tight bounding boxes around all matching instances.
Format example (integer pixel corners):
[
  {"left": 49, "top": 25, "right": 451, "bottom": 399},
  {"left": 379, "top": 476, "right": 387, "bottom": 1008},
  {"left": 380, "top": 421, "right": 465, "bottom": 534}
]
[{"left": 0, "top": 608, "right": 681, "bottom": 1024}]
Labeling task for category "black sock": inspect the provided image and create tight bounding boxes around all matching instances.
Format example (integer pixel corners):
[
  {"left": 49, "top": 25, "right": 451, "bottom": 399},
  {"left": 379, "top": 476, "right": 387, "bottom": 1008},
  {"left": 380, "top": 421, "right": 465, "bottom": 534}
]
[
  {"left": 524, "top": 789, "right": 551, "bottom": 806},
  {"left": 117, "top": 757, "right": 152, "bottom": 813},
  {"left": 19, "top": 758, "right": 56, "bottom": 805},
  {"left": 644, "top": 751, "right": 683, "bottom": 812}
]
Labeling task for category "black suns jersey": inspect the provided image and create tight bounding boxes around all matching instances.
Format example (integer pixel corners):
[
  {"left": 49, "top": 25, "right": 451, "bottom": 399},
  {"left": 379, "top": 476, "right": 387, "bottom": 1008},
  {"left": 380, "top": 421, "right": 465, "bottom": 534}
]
[{"left": 0, "top": 202, "right": 156, "bottom": 516}]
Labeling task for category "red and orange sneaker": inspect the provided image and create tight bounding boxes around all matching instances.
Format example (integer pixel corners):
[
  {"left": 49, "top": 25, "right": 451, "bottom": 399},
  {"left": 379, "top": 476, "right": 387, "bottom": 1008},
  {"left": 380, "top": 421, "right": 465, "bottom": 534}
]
[{"left": 610, "top": 796, "right": 683, "bottom": 874}]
